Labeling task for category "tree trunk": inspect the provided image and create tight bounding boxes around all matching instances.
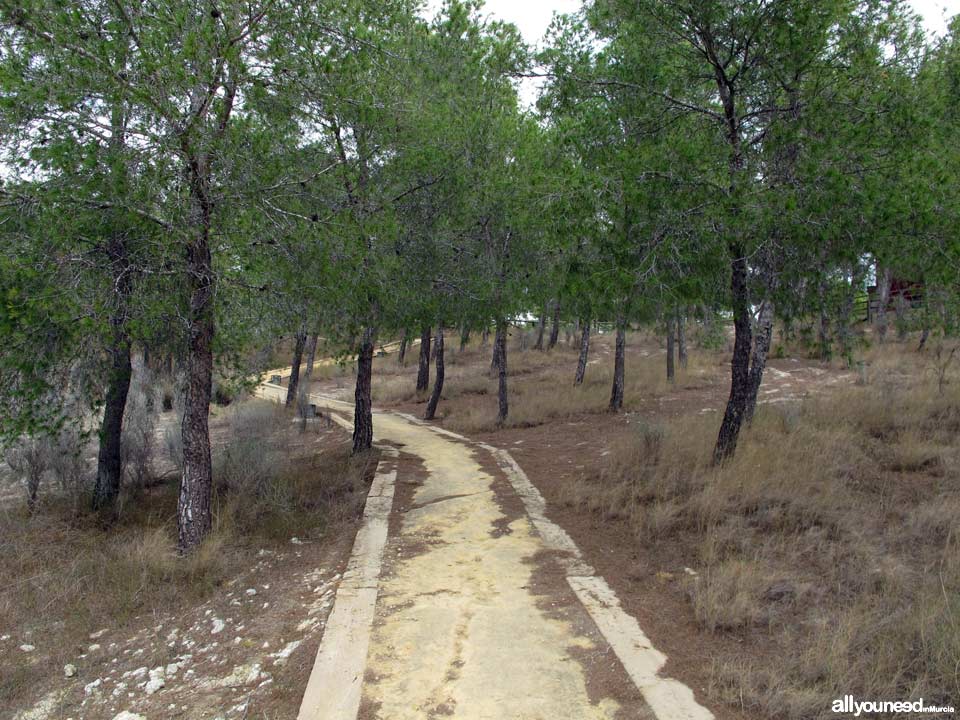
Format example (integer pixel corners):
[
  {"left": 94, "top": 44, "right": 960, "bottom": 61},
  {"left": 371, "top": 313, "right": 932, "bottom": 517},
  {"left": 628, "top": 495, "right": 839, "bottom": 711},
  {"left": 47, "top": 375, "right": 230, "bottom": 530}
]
[
  {"left": 609, "top": 313, "right": 626, "bottom": 411},
  {"left": 91, "top": 238, "right": 133, "bottom": 516},
  {"left": 353, "top": 327, "right": 376, "bottom": 453},
  {"left": 297, "top": 333, "right": 319, "bottom": 423},
  {"left": 496, "top": 318, "right": 509, "bottom": 425},
  {"left": 875, "top": 265, "right": 892, "bottom": 343},
  {"left": 491, "top": 322, "right": 504, "bottom": 374},
  {"left": 677, "top": 312, "right": 688, "bottom": 369},
  {"left": 424, "top": 321, "right": 445, "bottom": 420},
  {"left": 416, "top": 324, "right": 431, "bottom": 392},
  {"left": 533, "top": 303, "right": 547, "bottom": 351},
  {"left": 397, "top": 329, "right": 408, "bottom": 366},
  {"left": 744, "top": 299, "right": 775, "bottom": 426},
  {"left": 666, "top": 313, "right": 676, "bottom": 383},
  {"left": 547, "top": 300, "right": 561, "bottom": 350},
  {"left": 714, "top": 247, "right": 753, "bottom": 463},
  {"left": 817, "top": 275, "right": 831, "bottom": 361},
  {"left": 895, "top": 291, "right": 908, "bottom": 341},
  {"left": 178, "top": 226, "right": 215, "bottom": 554},
  {"left": 459, "top": 324, "right": 470, "bottom": 352},
  {"left": 574, "top": 318, "right": 591, "bottom": 386},
  {"left": 918, "top": 326, "right": 930, "bottom": 352},
  {"left": 285, "top": 325, "right": 307, "bottom": 407}
]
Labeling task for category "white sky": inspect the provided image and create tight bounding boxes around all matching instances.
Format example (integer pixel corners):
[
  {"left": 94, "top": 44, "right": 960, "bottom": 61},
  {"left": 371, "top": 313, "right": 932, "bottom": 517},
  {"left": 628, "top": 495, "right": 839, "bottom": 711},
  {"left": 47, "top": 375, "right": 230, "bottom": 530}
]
[
  {"left": 423, "top": 0, "right": 958, "bottom": 107},
  {"left": 425, "top": 0, "right": 956, "bottom": 46}
]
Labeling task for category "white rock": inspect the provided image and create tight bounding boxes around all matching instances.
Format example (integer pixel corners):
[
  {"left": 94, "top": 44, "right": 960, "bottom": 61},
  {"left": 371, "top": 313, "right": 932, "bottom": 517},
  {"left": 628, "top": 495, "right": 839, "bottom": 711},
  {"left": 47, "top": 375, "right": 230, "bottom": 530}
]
[
  {"left": 89, "top": 628, "right": 109, "bottom": 640},
  {"left": 210, "top": 617, "right": 225, "bottom": 635},
  {"left": 64, "top": 664, "right": 78, "bottom": 678},
  {"left": 245, "top": 588, "right": 257, "bottom": 596},
  {"left": 83, "top": 678, "right": 102, "bottom": 695},
  {"left": 271, "top": 640, "right": 301, "bottom": 666},
  {"left": 165, "top": 662, "right": 180, "bottom": 676},
  {"left": 0, "top": 634, "right": 10, "bottom": 641},
  {"left": 144, "top": 666, "right": 165, "bottom": 695},
  {"left": 290, "top": 536, "right": 303, "bottom": 545},
  {"left": 165, "top": 628, "right": 179, "bottom": 642},
  {"left": 112, "top": 712, "right": 146, "bottom": 720},
  {"left": 88, "top": 643, "right": 101, "bottom": 652}
]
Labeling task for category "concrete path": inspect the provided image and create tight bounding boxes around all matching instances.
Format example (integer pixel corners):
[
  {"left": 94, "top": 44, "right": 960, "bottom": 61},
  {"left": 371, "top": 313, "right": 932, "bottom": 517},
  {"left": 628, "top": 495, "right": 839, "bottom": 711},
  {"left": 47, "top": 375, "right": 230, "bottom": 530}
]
[{"left": 257, "top": 383, "right": 713, "bottom": 720}]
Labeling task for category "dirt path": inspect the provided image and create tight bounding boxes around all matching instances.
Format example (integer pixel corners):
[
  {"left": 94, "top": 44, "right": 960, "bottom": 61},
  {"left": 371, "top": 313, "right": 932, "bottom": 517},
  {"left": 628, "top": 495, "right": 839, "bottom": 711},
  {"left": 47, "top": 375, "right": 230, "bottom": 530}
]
[{"left": 257, "top": 383, "right": 715, "bottom": 720}]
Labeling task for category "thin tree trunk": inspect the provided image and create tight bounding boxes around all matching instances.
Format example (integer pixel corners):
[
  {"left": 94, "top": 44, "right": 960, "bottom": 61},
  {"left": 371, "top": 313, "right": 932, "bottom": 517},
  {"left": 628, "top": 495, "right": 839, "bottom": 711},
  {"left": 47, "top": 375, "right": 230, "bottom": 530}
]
[
  {"left": 609, "top": 313, "right": 626, "bottom": 411},
  {"left": 416, "top": 324, "right": 431, "bottom": 392},
  {"left": 285, "top": 325, "right": 307, "bottom": 407},
  {"left": 875, "top": 265, "right": 892, "bottom": 343},
  {"left": 397, "top": 329, "right": 408, "bottom": 366},
  {"left": 91, "top": 238, "right": 133, "bottom": 516},
  {"left": 547, "top": 300, "right": 561, "bottom": 350},
  {"left": 297, "top": 333, "right": 319, "bottom": 424},
  {"left": 817, "top": 274, "right": 831, "bottom": 361},
  {"left": 574, "top": 318, "right": 591, "bottom": 386},
  {"left": 353, "top": 327, "right": 376, "bottom": 453},
  {"left": 714, "top": 247, "right": 752, "bottom": 463},
  {"left": 481, "top": 326, "right": 489, "bottom": 348},
  {"left": 895, "top": 291, "right": 908, "bottom": 341},
  {"left": 459, "top": 324, "right": 470, "bottom": 352},
  {"left": 496, "top": 318, "right": 509, "bottom": 424},
  {"left": 178, "top": 218, "right": 215, "bottom": 554},
  {"left": 491, "top": 322, "right": 504, "bottom": 374},
  {"left": 744, "top": 299, "right": 775, "bottom": 425},
  {"left": 666, "top": 313, "right": 676, "bottom": 383},
  {"left": 534, "top": 303, "right": 547, "bottom": 351},
  {"left": 918, "top": 326, "right": 930, "bottom": 352},
  {"left": 424, "top": 321, "right": 445, "bottom": 420},
  {"left": 677, "top": 312, "right": 688, "bottom": 369}
]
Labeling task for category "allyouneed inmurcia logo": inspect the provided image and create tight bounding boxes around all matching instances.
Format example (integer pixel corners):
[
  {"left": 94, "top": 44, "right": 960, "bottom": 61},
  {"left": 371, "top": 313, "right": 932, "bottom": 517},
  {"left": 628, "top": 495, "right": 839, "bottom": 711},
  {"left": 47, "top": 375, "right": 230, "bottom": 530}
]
[{"left": 832, "top": 695, "right": 955, "bottom": 716}]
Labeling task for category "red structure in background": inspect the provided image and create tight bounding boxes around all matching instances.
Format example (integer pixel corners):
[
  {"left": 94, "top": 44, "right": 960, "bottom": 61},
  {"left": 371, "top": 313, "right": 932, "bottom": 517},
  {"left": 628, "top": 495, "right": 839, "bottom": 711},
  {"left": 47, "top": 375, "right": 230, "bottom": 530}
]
[{"left": 865, "top": 276, "right": 924, "bottom": 321}]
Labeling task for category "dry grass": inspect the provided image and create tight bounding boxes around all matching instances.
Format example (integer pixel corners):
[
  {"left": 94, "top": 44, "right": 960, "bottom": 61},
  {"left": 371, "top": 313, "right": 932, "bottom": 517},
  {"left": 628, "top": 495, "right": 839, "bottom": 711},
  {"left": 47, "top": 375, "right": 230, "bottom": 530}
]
[
  {"left": 560, "top": 346, "right": 960, "bottom": 718},
  {"left": 0, "top": 398, "right": 374, "bottom": 709},
  {"left": 367, "top": 326, "right": 722, "bottom": 432}
]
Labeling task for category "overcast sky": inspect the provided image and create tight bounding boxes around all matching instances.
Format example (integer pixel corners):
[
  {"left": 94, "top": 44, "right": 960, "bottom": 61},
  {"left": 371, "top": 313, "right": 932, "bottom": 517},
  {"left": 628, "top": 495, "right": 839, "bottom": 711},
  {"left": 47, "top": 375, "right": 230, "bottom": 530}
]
[{"left": 426, "top": 0, "right": 956, "bottom": 47}]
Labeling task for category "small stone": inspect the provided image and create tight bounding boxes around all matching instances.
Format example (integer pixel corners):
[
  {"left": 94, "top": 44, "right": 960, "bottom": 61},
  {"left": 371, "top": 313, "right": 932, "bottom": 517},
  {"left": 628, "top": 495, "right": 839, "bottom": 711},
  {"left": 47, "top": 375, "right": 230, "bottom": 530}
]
[
  {"left": 211, "top": 618, "right": 225, "bottom": 635},
  {"left": 112, "top": 712, "right": 146, "bottom": 720},
  {"left": 19, "top": 644, "right": 35, "bottom": 652},
  {"left": 64, "top": 664, "right": 78, "bottom": 677},
  {"left": 290, "top": 537, "right": 303, "bottom": 545},
  {"left": 245, "top": 588, "right": 257, "bottom": 596},
  {"left": 84, "top": 678, "right": 102, "bottom": 694},
  {"left": 88, "top": 643, "right": 101, "bottom": 652},
  {"left": 89, "top": 628, "right": 109, "bottom": 640}
]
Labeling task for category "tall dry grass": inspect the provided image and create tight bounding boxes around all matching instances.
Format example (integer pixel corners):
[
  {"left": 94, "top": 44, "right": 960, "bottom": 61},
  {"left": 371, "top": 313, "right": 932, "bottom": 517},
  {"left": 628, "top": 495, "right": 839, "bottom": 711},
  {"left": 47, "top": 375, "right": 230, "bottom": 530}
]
[{"left": 560, "top": 350, "right": 960, "bottom": 718}]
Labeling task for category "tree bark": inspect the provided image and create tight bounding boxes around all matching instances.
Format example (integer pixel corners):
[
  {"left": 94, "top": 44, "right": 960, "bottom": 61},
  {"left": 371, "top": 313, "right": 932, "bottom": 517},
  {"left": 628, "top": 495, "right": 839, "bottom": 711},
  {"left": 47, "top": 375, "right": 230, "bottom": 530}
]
[
  {"left": 496, "top": 318, "right": 509, "bottom": 424},
  {"left": 416, "top": 324, "right": 431, "bottom": 392},
  {"left": 353, "top": 326, "right": 376, "bottom": 453},
  {"left": 547, "top": 300, "right": 561, "bottom": 350},
  {"left": 285, "top": 324, "right": 307, "bottom": 407},
  {"left": 875, "top": 265, "right": 892, "bottom": 343},
  {"left": 424, "top": 321, "right": 445, "bottom": 420},
  {"left": 459, "top": 324, "right": 470, "bottom": 352},
  {"left": 574, "top": 317, "right": 591, "bottom": 386},
  {"left": 177, "top": 215, "right": 215, "bottom": 554},
  {"left": 744, "top": 299, "right": 775, "bottom": 425},
  {"left": 666, "top": 313, "right": 676, "bottom": 383},
  {"left": 609, "top": 313, "right": 626, "bottom": 411},
  {"left": 397, "top": 329, "right": 408, "bottom": 366},
  {"left": 677, "top": 312, "right": 688, "bottom": 369},
  {"left": 481, "top": 326, "right": 489, "bottom": 348},
  {"left": 533, "top": 303, "right": 547, "bottom": 351},
  {"left": 713, "top": 246, "right": 753, "bottom": 463},
  {"left": 91, "top": 238, "right": 133, "bottom": 516},
  {"left": 491, "top": 322, "right": 504, "bottom": 374},
  {"left": 297, "top": 332, "right": 319, "bottom": 423}
]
